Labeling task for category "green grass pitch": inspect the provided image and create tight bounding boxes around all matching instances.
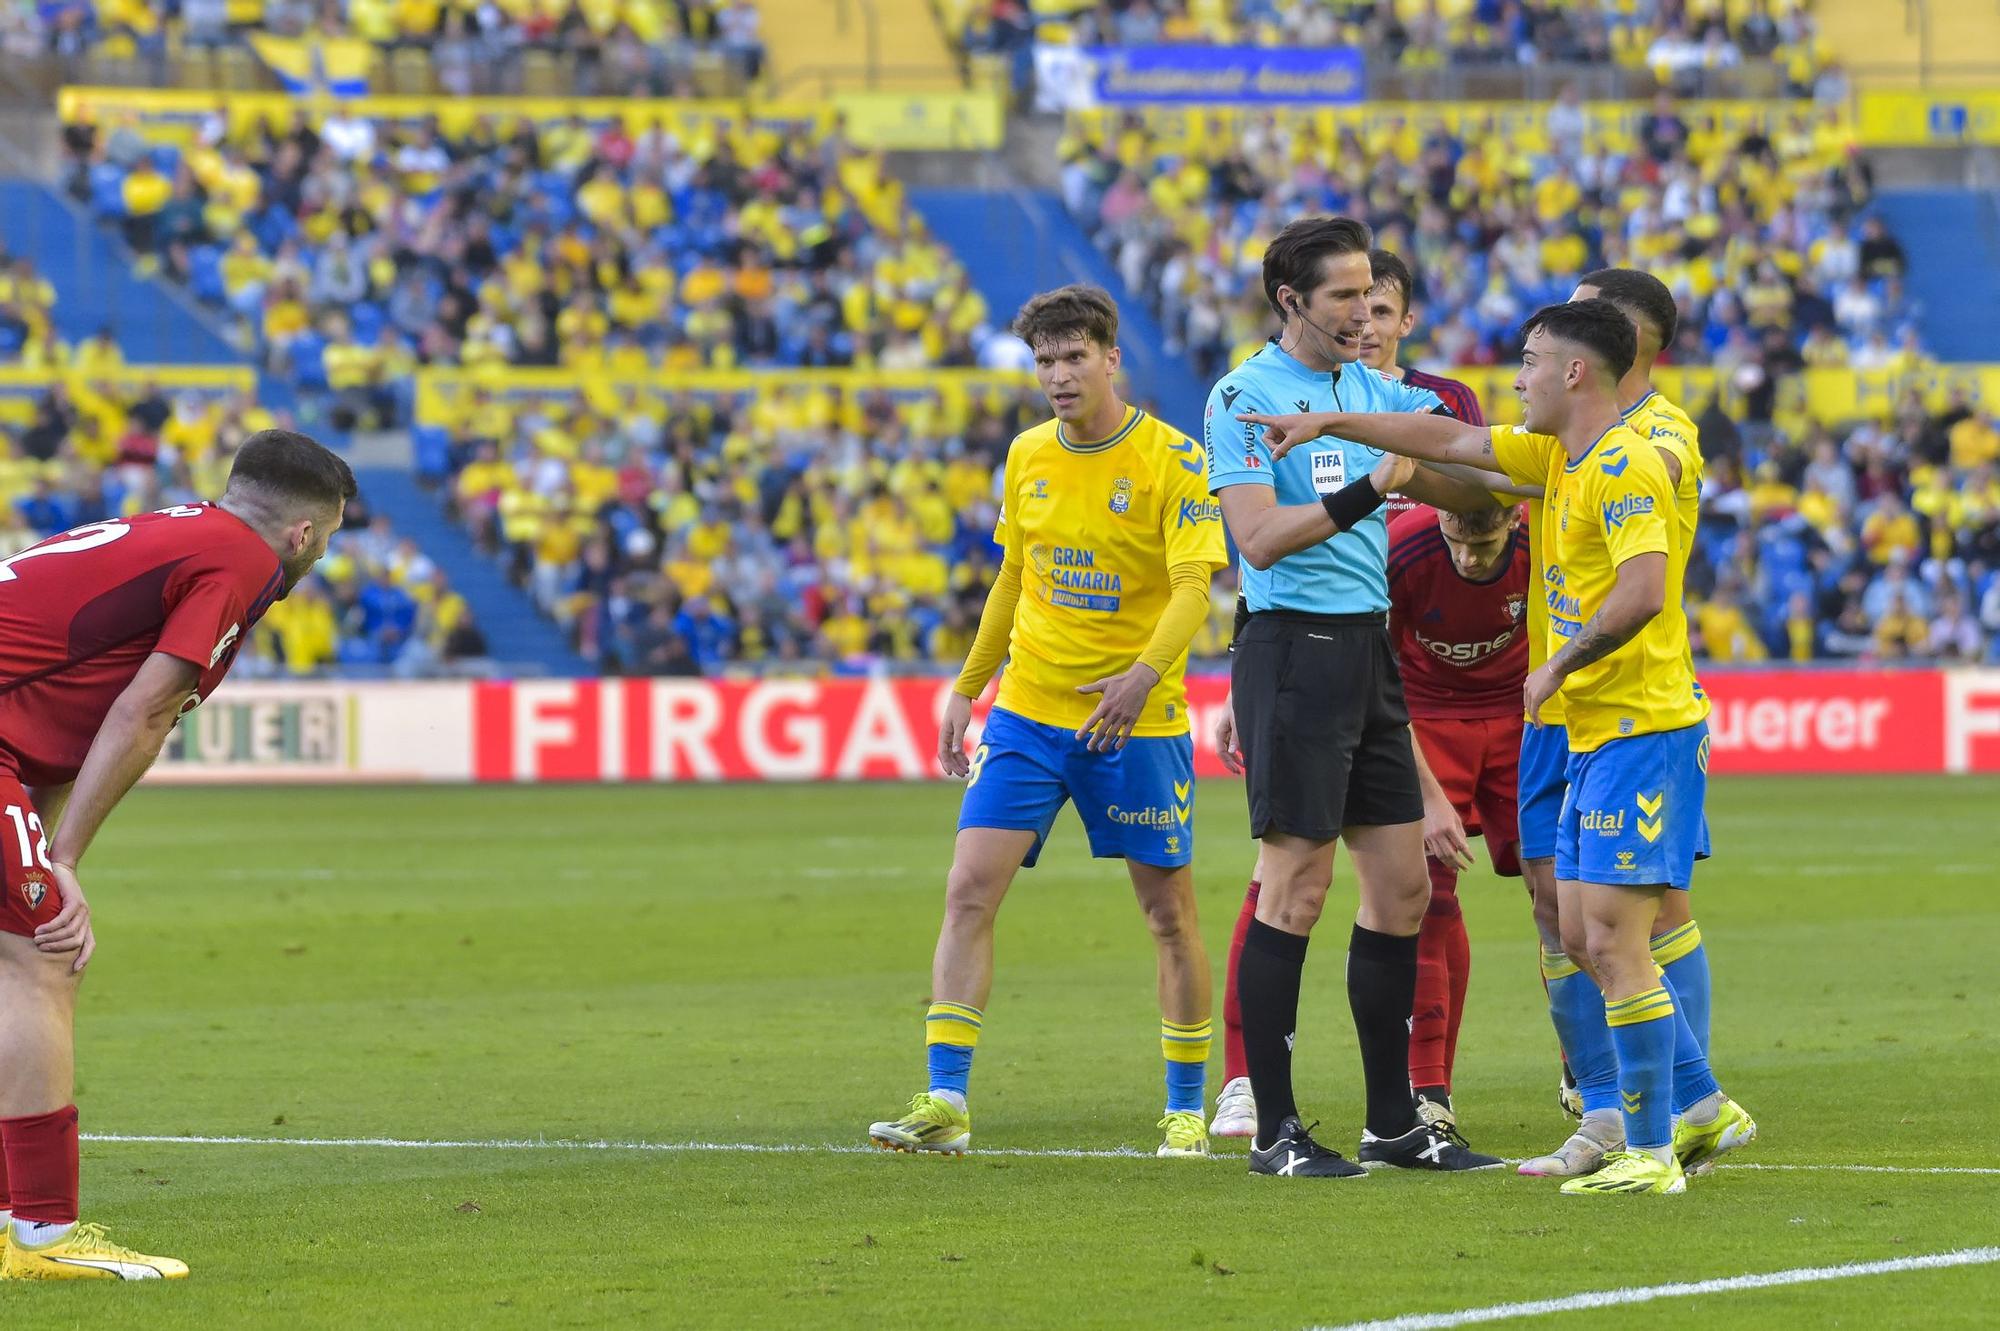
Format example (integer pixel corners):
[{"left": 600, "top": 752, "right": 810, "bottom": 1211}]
[{"left": 12, "top": 776, "right": 2000, "bottom": 1327}]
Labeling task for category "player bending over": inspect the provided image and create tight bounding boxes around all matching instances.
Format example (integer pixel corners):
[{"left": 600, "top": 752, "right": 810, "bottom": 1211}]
[
  {"left": 0, "top": 430, "right": 352, "bottom": 1278},
  {"left": 1241, "top": 300, "right": 1747, "bottom": 1194},
  {"left": 867, "top": 285, "right": 1229, "bottom": 1160}
]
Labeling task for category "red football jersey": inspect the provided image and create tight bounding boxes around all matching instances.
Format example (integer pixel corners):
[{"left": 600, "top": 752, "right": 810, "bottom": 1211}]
[
  {"left": 0, "top": 505, "right": 282, "bottom": 786},
  {"left": 1387, "top": 505, "right": 1530, "bottom": 720}
]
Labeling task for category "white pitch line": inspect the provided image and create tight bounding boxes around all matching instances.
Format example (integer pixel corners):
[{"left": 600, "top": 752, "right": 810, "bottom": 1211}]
[
  {"left": 75, "top": 1133, "right": 2000, "bottom": 1174},
  {"left": 1304, "top": 1247, "right": 2000, "bottom": 1331},
  {"left": 81, "top": 1132, "right": 1150, "bottom": 1160}
]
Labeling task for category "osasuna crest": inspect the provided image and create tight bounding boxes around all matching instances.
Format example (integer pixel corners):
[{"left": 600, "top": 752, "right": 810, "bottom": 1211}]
[
  {"left": 20, "top": 872, "right": 47, "bottom": 911},
  {"left": 1109, "top": 477, "right": 1133, "bottom": 515},
  {"left": 1506, "top": 594, "right": 1526, "bottom": 623}
]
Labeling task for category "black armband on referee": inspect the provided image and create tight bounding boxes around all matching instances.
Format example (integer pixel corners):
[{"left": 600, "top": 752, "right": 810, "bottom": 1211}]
[{"left": 1320, "top": 475, "right": 1386, "bottom": 533}]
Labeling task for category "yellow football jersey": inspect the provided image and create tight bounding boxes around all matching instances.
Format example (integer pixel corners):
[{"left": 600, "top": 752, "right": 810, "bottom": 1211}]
[
  {"left": 1520, "top": 490, "right": 1567, "bottom": 727},
  {"left": 1493, "top": 423, "right": 1710, "bottom": 752},
  {"left": 993, "top": 407, "right": 1228, "bottom": 736},
  {"left": 1499, "top": 392, "right": 1702, "bottom": 730},
  {"left": 1622, "top": 390, "right": 1702, "bottom": 556}
]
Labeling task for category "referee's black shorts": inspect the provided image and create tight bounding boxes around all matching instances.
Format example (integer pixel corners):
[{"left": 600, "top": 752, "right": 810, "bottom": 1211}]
[{"left": 1231, "top": 610, "right": 1423, "bottom": 841}]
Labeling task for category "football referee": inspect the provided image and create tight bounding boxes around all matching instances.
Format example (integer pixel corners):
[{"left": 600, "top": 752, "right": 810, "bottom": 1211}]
[{"left": 1204, "top": 216, "right": 1502, "bottom": 1178}]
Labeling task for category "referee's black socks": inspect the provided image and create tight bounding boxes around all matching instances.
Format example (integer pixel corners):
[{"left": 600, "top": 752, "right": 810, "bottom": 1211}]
[
  {"left": 1348, "top": 924, "right": 1422, "bottom": 1138},
  {"left": 1238, "top": 918, "right": 1310, "bottom": 1149}
]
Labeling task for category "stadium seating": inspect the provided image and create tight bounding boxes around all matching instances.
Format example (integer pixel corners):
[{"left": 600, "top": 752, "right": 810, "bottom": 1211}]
[
  {"left": 417, "top": 369, "right": 1055, "bottom": 674},
  {"left": 1046, "top": 91, "right": 1993, "bottom": 662},
  {"left": 0, "top": 249, "right": 64, "bottom": 365},
  {"left": 0, "top": 367, "right": 486, "bottom": 676},
  {"left": 950, "top": 1, "right": 1835, "bottom": 100},
  {"left": 16, "top": 2, "right": 767, "bottom": 99},
  {"left": 243, "top": 508, "right": 494, "bottom": 679},
  {"left": 61, "top": 94, "right": 993, "bottom": 428}
]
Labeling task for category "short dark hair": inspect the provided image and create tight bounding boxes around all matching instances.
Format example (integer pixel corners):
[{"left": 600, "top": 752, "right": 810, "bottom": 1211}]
[
  {"left": 1262, "top": 215, "right": 1372, "bottom": 318},
  {"left": 226, "top": 428, "right": 357, "bottom": 513},
  {"left": 1577, "top": 267, "right": 1678, "bottom": 350},
  {"left": 1444, "top": 503, "right": 1516, "bottom": 537},
  {"left": 1011, "top": 284, "right": 1118, "bottom": 351},
  {"left": 1368, "top": 248, "right": 1414, "bottom": 315},
  {"left": 1519, "top": 299, "right": 1637, "bottom": 381}
]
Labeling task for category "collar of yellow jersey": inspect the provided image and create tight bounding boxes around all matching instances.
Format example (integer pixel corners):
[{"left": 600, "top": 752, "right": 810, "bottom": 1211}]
[{"left": 1057, "top": 406, "right": 1144, "bottom": 455}]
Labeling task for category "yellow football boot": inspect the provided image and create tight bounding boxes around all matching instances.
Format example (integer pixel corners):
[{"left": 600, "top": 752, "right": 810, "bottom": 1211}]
[
  {"left": 868, "top": 1092, "right": 971, "bottom": 1154},
  {"left": 2, "top": 1221, "right": 189, "bottom": 1280},
  {"left": 1559, "top": 1149, "right": 1687, "bottom": 1196},
  {"left": 1156, "top": 1110, "right": 1211, "bottom": 1159},
  {"left": 1674, "top": 1095, "right": 1758, "bottom": 1175}
]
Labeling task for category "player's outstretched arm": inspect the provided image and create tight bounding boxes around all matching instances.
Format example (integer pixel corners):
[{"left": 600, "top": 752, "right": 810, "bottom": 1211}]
[
  {"left": 942, "top": 556, "right": 1023, "bottom": 777},
  {"left": 1238, "top": 410, "right": 1495, "bottom": 467},
  {"left": 1217, "top": 455, "right": 1403, "bottom": 570},
  {"left": 38, "top": 652, "right": 201, "bottom": 971},
  {"left": 1524, "top": 552, "right": 1667, "bottom": 724},
  {"left": 1400, "top": 464, "right": 1503, "bottom": 517}
]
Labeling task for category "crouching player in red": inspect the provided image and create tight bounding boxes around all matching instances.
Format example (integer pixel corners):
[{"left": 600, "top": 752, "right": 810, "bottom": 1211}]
[
  {"left": 0, "top": 429, "right": 352, "bottom": 1280},
  {"left": 1386, "top": 504, "right": 1529, "bottom": 1131}
]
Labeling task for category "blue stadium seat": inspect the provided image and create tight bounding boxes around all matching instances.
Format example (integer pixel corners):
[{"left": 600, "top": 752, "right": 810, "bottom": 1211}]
[
  {"left": 89, "top": 164, "right": 127, "bottom": 218},
  {"left": 289, "top": 332, "right": 328, "bottom": 390},
  {"left": 413, "top": 424, "right": 452, "bottom": 483},
  {"left": 188, "top": 244, "right": 226, "bottom": 304}
]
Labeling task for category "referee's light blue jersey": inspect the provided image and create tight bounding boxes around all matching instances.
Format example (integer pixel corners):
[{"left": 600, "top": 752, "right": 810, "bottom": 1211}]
[{"left": 1205, "top": 342, "right": 1444, "bottom": 615}]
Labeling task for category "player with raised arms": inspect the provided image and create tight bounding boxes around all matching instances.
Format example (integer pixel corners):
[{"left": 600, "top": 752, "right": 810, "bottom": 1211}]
[
  {"left": 0, "top": 429, "right": 353, "bottom": 1279},
  {"left": 866, "top": 285, "right": 1229, "bottom": 1160},
  {"left": 1240, "top": 299, "right": 1740, "bottom": 1193}
]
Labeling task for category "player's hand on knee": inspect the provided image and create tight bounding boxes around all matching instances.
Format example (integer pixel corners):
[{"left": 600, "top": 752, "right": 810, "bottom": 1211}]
[
  {"left": 35, "top": 861, "right": 93, "bottom": 972},
  {"left": 938, "top": 692, "right": 974, "bottom": 778},
  {"left": 1213, "top": 697, "right": 1244, "bottom": 775},
  {"left": 1075, "top": 663, "right": 1159, "bottom": 752}
]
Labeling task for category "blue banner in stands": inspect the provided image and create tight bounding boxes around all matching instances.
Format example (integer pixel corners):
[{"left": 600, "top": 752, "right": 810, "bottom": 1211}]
[{"left": 1082, "top": 45, "right": 1365, "bottom": 105}]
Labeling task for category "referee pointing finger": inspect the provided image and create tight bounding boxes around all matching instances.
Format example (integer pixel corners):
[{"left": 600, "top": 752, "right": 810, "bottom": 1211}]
[{"left": 1204, "top": 216, "right": 1502, "bottom": 1178}]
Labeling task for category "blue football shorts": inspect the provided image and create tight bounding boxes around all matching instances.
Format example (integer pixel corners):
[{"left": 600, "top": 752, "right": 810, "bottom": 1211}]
[
  {"left": 1556, "top": 721, "right": 1714, "bottom": 890},
  {"left": 957, "top": 707, "right": 1196, "bottom": 868},
  {"left": 1517, "top": 721, "right": 1569, "bottom": 862}
]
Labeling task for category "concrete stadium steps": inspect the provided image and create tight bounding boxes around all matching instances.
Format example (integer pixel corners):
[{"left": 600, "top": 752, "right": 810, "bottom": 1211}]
[
  {"left": 910, "top": 186, "right": 1208, "bottom": 441},
  {"left": 0, "top": 178, "right": 235, "bottom": 364},
  {"left": 758, "top": 0, "right": 959, "bottom": 96},
  {"left": 1819, "top": 1, "right": 2000, "bottom": 86},
  {"left": 1873, "top": 188, "right": 2000, "bottom": 361},
  {"left": 356, "top": 467, "right": 588, "bottom": 677}
]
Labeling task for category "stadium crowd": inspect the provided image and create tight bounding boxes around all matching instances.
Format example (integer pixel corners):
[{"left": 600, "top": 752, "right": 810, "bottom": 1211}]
[
  {"left": 62, "top": 104, "right": 991, "bottom": 427},
  {"left": 0, "top": 248, "right": 67, "bottom": 366},
  {"left": 1062, "top": 96, "right": 1901, "bottom": 381},
  {"left": 427, "top": 379, "right": 1100, "bottom": 675},
  {"left": 9, "top": 2, "right": 766, "bottom": 96},
  {"left": 0, "top": 376, "right": 488, "bottom": 675},
  {"left": 950, "top": 1, "right": 1837, "bottom": 99},
  {"left": 37, "top": 75, "right": 2000, "bottom": 675}
]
